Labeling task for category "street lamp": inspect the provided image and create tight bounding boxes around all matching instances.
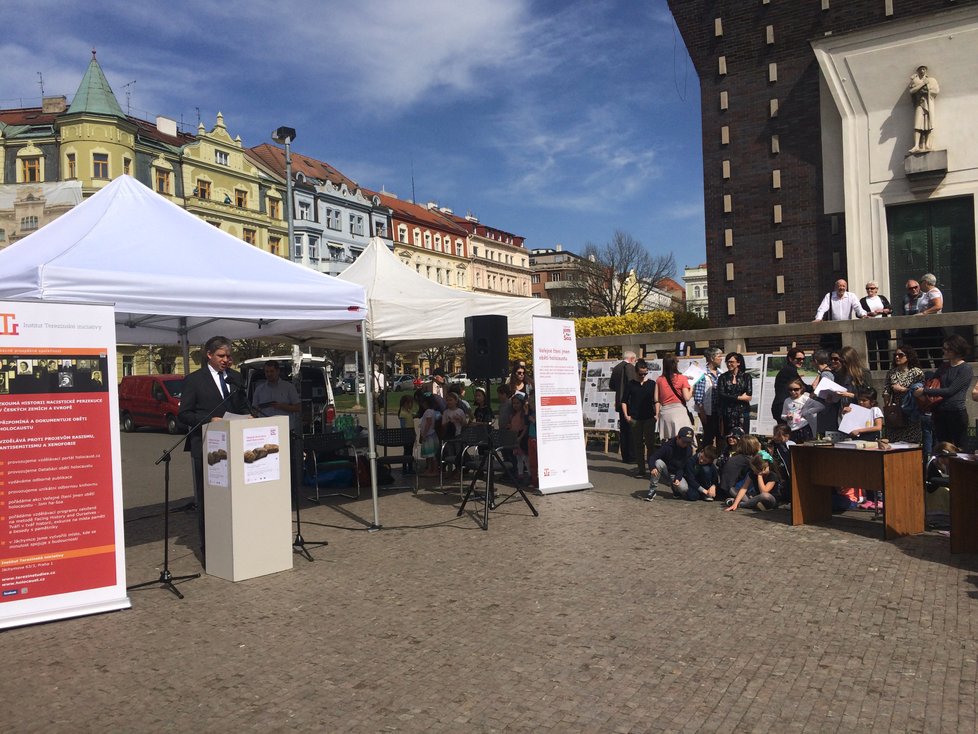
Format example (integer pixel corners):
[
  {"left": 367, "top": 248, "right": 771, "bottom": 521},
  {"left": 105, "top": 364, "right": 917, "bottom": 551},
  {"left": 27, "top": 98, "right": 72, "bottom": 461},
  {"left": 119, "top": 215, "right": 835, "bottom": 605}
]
[{"left": 271, "top": 126, "right": 298, "bottom": 264}]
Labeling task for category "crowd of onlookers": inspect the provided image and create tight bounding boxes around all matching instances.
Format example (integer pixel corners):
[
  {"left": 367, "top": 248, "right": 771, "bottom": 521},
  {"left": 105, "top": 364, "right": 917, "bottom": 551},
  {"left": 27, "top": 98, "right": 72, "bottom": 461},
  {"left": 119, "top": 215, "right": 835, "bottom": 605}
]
[
  {"left": 611, "top": 274, "right": 973, "bottom": 525},
  {"left": 396, "top": 362, "right": 539, "bottom": 487}
]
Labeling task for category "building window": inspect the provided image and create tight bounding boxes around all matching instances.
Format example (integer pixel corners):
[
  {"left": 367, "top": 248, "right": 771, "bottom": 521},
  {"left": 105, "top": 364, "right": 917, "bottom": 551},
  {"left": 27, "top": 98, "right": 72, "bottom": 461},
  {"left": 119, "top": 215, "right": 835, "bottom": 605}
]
[
  {"left": 21, "top": 157, "right": 41, "bottom": 183},
  {"left": 155, "top": 169, "right": 171, "bottom": 194},
  {"left": 235, "top": 190, "right": 248, "bottom": 208},
  {"left": 123, "top": 157, "right": 131, "bottom": 176},
  {"left": 269, "top": 236, "right": 281, "bottom": 256},
  {"left": 298, "top": 201, "right": 311, "bottom": 220},
  {"left": 326, "top": 208, "right": 341, "bottom": 230},
  {"left": 456, "top": 241, "right": 464, "bottom": 256},
  {"left": 215, "top": 150, "right": 229, "bottom": 166},
  {"left": 196, "top": 179, "right": 211, "bottom": 199},
  {"left": 424, "top": 232, "right": 432, "bottom": 248},
  {"left": 243, "top": 228, "right": 257, "bottom": 245},
  {"left": 434, "top": 235, "right": 442, "bottom": 251},
  {"left": 472, "top": 246, "right": 478, "bottom": 257},
  {"left": 122, "top": 355, "right": 134, "bottom": 377},
  {"left": 413, "top": 228, "right": 421, "bottom": 245},
  {"left": 268, "top": 198, "right": 281, "bottom": 219},
  {"left": 398, "top": 224, "right": 407, "bottom": 242},
  {"left": 92, "top": 153, "right": 109, "bottom": 179},
  {"left": 0, "top": 228, "right": 5, "bottom": 241},
  {"left": 551, "top": 272, "right": 562, "bottom": 282},
  {"left": 66, "top": 153, "right": 76, "bottom": 179},
  {"left": 532, "top": 274, "right": 540, "bottom": 284},
  {"left": 374, "top": 220, "right": 387, "bottom": 237},
  {"left": 308, "top": 236, "right": 319, "bottom": 261},
  {"left": 20, "top": 216, "right": 39, "bottom": 231},
  {"left": 349, "top": 214, "right": 364, "bottom": 236},
  {"left": 293, "top": 236, "right": 303, "bottom": 261}
]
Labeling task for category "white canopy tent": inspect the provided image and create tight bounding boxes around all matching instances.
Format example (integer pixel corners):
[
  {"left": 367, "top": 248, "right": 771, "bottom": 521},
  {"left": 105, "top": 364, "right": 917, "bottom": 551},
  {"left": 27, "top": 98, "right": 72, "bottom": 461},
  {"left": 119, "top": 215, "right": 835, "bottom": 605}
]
[
  {"left": 0, "top": 175, "right": 387, "bottom": 528},
  {"left": 336, "top": 238, "right": 551, "bottom": 351}
]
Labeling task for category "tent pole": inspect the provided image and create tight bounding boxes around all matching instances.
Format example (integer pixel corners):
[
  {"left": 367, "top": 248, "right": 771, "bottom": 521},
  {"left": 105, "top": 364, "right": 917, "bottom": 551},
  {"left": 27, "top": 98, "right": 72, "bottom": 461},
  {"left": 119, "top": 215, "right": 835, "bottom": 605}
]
[
  {"left": 362, "top": 326, "right": 381, "bottom": 531},
  {"left": 180, "top": 318, "right": 190, "bottom": 375}
]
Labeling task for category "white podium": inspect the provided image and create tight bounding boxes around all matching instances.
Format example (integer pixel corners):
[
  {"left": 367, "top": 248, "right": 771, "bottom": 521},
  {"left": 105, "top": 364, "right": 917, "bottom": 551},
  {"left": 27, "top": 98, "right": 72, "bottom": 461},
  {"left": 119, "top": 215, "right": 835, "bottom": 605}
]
[{"left": 203, "top": 416, "right": 293, "bottom": 581}]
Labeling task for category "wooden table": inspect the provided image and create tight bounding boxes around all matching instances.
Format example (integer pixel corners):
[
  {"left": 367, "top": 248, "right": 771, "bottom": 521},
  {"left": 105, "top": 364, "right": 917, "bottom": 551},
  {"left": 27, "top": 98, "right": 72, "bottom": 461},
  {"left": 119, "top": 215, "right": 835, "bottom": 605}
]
[
  {"left": 790, "top": 444, "right": 923, "bottom": 540},
  {"left": 950, "top": 457, "right": 978, "bottom": 553}
]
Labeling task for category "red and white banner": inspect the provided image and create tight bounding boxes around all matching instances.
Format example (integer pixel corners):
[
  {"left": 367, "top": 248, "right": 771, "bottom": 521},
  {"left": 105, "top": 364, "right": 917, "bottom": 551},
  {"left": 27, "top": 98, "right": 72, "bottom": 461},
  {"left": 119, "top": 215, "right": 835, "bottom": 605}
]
[
  {"left": 0, "top": 300, "right": 129, "bottom": 629},
  {"left": 532, "top": 317, "right": 592, "bottom": 494}
]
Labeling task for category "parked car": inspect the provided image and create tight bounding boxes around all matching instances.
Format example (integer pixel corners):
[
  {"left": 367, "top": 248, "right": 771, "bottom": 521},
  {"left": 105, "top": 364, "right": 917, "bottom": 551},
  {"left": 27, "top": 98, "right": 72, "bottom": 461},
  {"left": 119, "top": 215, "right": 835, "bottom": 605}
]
[
  {"left": 391, "top": 374, "right": 416, "bottom": 391},
  {"left": 449, "top": 373, "right": 472, "bottom": 388},
  {"left": 119, "top": 374, "right": 186, "bottom": 434},
  {"left": 240, "top": 355, "right": 336, "bottom": 433}
]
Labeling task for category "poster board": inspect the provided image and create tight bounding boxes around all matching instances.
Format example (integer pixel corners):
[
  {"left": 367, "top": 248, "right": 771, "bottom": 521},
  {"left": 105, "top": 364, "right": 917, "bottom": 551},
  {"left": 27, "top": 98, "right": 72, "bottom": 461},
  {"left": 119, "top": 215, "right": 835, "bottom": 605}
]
[
  {"left": 532, "top": 317, "right": 592, "bottom": 494},
  {"left": 0, "top": 300, "right": 129, "bottom": 629},
  {"left": 582, "top": 359, "right": 618, "bottom": 431}
]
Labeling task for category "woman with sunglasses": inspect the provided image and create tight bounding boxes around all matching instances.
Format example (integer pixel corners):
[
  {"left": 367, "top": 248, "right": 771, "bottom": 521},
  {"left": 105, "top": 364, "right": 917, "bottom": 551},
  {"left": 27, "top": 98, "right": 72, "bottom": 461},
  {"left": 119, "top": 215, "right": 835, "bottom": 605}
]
[
  {"left": 507, "top": 363, "right": 532, "bottom": 397},
  {"left": 883, "top": 345, "right": 924, "bottom": 444},
  {"left": 717, "top": 352, "right": 753, "bottom": 435}
]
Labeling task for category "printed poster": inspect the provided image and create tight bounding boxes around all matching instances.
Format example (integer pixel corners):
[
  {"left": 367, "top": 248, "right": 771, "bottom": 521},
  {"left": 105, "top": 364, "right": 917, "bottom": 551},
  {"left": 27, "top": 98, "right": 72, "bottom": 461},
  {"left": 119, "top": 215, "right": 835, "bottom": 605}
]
[
  {"left": 241, "top": 424, "right": 281, "bottom": 484},
  {"left": 0, "top": 300, "right": 129, "bottom": 630},
  {"left": 582, "top": 359, "right": 618, "bottom": 431},
  {"left": 533, "top": 317, "right": 592, "bottom": 494},
  {"left": 205, "top": 430, "right": 229, "bottom": 488}
]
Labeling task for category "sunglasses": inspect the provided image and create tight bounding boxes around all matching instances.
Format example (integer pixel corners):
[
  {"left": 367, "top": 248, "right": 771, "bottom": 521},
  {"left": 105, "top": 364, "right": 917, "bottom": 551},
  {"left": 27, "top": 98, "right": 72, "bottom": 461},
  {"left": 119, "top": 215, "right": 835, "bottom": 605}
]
[
  {"left": 907, "top": 286, "right": 920, "bottom": 291},
  {"left": 894, "top": 352, "right": 906, "bottom": 358},
  {"left": 830, "top": 356, "right": 841, "bottom": 362},
  {"left": 866, "top": 287, "right": 878, "bottom": 291},
  {"left": 792, "top": 356, "right": 805, "bottom": 361}
]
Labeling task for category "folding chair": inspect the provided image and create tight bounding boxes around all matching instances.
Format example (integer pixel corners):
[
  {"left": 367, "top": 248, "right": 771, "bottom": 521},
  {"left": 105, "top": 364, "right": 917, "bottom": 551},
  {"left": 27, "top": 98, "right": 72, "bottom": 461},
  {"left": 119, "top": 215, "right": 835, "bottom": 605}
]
[
  {"left": 373, "top": 427, "right": 418, "bottom": 492},
  {"left": 303, "top": 432, "right": 359, "bottom": 502}
]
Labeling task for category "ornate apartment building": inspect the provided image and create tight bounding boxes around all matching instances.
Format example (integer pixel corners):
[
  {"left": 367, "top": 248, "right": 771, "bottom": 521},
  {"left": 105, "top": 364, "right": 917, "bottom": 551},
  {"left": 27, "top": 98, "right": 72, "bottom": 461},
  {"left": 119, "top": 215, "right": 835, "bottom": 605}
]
[
  {"left": 379, "top": 193, "right": 471, "bottom": 288},
  {"left": 0, "top": 53, "right": 286, "bottom": 253},
  {"left": 444, "top": 211, "right": 531, "bottom": 297}
]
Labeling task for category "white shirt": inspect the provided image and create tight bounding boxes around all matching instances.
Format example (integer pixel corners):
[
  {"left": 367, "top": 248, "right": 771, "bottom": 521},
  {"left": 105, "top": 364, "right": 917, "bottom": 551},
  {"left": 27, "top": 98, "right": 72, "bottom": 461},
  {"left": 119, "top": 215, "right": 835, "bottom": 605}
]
[
  {"left": 863, "top": 294, "right": 885, "bottom": 318},
  {"left": 814, "top": 291, "right": 867, "bottom": 321},
  {"left": 918, "top": 287, "right": 943, "bottom": 314}
]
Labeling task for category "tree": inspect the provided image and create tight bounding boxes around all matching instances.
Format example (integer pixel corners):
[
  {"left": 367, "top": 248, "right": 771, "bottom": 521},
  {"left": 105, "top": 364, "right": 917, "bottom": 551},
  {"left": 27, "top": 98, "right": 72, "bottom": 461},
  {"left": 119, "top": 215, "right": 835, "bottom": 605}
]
[{"left": 573, "top": 230, "right": 677, "bottom": 317}]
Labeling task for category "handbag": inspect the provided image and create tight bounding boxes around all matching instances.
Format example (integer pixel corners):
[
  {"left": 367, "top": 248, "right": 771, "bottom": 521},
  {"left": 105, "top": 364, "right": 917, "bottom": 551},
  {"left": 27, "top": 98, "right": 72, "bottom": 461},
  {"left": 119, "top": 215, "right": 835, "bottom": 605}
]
[
  {"left": 915, "top": 373, "right": 944, "bottom": 412},
  {"left": 882, "top": 395, "right": 907, "bottom": 428}
]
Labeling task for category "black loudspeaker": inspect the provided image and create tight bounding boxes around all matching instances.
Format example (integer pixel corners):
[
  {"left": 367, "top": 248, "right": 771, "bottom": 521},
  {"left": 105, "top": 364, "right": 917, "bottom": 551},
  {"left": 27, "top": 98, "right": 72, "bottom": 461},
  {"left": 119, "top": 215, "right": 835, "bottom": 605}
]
[{"left": 464, "top": 315, "right": 509, "bottom": 380}]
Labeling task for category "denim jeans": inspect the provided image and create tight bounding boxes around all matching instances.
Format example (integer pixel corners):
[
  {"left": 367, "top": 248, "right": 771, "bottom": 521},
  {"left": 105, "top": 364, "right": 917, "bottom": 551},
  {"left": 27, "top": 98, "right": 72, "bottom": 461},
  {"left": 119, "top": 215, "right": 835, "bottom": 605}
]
[{"left": 653, "top": 459, "right": 688, "bottom": 494}]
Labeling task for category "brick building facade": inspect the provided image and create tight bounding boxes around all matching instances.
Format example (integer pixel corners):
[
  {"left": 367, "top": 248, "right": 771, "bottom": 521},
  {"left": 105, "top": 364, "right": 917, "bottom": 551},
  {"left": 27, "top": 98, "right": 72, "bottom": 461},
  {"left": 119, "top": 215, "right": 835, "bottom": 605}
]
[{"left": 668, "top": 0, "right": 974, "bottom": 327}]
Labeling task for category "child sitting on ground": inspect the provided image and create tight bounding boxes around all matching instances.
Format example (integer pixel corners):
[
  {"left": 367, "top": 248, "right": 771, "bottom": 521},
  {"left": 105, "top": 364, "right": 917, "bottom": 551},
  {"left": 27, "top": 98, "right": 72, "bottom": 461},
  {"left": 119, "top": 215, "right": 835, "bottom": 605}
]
[
  {"left": 725, "top": 453, "right": 783, "bottom": 511},
  {"left": 684, "top": 444, "right": 719, "bottom": 501},
  {"left": 719, "top": 434, "right": 761, "bottom": 500},
  {"left": 716, "top": 427, "right": 744, "bottom": 474},
  {"left": 769, "top": 424, "right": 794, "bottom": 492}
]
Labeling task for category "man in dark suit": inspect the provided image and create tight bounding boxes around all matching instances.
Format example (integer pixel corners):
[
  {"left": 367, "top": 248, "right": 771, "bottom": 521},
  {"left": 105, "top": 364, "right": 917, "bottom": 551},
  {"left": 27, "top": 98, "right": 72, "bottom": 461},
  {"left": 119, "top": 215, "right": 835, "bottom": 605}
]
[
  {"left": 609, "top": 351, "right": 637, "bottom": 464},
  {"left": 178, "top": 336, "right": 251, "bottom": 563}
]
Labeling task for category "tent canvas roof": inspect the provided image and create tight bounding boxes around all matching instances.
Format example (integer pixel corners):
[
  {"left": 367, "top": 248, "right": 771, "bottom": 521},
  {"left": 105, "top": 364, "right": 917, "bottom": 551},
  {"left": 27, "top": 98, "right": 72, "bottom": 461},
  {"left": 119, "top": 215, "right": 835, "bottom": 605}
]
[
  {"left": 337, "top": 238, "right": 550, "bottom": 351},
  {"left": 0, "top": 176, "right": 367, "bottom": 345}
]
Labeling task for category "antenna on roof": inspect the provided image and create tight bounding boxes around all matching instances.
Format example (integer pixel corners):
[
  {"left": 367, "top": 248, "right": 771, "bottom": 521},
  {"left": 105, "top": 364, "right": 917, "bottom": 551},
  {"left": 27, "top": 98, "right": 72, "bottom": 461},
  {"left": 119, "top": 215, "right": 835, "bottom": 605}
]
[
  {"left": 37, "top": 72, "right": 44, "bottom": 97},
  {"left": 195, "top": 106, "right": 201, "bottom": 127},
  {"left": 122, "top": 80, "right": 136, "bottom": 115},
  {"left": 411, "top": 156, "right": 416, "bottom": 204}
]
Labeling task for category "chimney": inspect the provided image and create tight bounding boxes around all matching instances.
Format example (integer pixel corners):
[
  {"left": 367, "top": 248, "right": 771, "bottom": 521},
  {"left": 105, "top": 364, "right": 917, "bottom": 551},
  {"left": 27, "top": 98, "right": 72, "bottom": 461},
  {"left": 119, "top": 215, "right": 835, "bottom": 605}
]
[
  {"left": 42, "top": 96, "right": 67, "bottom": 113},
  {"left": 156, "top": 116, "right": 177, "bottom": 137},
  {"left": 426, "top": 201, "right": 438, "bottom": 210},
  {"left": 555, "top": 243, "right": 563, "bottom": 252}
]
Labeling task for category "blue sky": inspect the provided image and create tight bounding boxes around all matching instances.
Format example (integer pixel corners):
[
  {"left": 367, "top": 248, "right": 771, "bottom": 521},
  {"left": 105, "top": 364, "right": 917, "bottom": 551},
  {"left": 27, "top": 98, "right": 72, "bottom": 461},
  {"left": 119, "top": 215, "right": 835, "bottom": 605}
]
[{"left": 1, "top": 0, "right": 705, "bottom": 278}]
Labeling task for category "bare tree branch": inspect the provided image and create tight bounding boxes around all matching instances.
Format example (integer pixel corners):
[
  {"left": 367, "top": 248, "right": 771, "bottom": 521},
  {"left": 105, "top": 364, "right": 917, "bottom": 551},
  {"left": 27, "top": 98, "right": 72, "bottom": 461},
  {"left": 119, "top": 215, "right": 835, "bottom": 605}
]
[{"left": 571, "top": 230, "right": 676, "bottom": 316}]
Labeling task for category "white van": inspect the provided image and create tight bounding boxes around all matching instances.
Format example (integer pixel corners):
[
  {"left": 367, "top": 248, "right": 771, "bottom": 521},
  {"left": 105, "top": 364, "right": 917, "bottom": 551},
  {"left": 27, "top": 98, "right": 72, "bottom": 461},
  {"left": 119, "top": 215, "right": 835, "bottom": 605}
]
[{"left": 240, "top": 355, "right": 336, "bottom": 433}]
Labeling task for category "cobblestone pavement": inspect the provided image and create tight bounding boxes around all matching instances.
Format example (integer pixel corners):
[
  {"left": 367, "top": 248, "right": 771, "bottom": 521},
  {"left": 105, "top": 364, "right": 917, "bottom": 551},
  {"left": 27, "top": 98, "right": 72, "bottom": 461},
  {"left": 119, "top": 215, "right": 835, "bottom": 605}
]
[{"left": 2, "top": 432, "right": 978, "bottom": 733}]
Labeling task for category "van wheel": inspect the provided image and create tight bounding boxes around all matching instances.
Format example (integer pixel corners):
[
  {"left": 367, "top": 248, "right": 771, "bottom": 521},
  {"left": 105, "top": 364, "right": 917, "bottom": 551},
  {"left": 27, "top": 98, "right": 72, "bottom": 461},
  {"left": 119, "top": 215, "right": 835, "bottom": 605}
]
[
  {"left": 121, "top": 413, "right": 135, "bottom": 432},
  {"left": 166, "top": 415, "right": 181, "bottom": 434}
]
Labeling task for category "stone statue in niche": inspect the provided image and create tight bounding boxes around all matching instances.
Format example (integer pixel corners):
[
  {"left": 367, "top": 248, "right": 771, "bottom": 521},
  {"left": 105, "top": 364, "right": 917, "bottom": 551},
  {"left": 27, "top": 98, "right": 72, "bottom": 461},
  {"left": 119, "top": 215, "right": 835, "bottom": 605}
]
[{"left": 908, "top": 65, "right": 939, "bottom": 154}]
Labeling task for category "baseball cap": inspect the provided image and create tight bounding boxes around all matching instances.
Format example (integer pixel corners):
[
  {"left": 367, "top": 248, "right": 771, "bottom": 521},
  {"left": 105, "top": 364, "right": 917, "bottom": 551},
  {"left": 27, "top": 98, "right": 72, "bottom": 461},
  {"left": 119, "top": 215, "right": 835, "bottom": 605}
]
[
  {"left": 678, "top": 427, "right": 695, "bottom": 440},
  {"left": 432, "top": 367, "right": 446, "bottom": 377}
]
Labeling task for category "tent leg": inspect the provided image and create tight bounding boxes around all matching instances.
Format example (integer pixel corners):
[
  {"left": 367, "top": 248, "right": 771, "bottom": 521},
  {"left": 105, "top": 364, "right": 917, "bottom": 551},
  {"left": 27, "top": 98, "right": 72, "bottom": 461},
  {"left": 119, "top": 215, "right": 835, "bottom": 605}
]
[{"left": 362, "top": 327, "right": 381, "bottom": 531}]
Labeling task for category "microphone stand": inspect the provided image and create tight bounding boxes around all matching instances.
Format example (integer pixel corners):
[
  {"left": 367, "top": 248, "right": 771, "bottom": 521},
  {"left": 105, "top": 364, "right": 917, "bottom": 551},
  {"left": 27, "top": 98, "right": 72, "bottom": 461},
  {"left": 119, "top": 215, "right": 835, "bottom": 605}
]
[
  {"left": 253, "top": 402, "right": 327, "bottom": 562},
  {"left": 127, "top": 382, "right": 246, "bottom": 599}
]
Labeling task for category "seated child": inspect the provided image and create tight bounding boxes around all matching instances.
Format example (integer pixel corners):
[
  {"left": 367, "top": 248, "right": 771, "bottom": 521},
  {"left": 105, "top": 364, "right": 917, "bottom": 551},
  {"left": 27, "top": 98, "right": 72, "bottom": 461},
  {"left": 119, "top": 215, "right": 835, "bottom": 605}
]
[
  {"left": 725, "top": 453, "right": 783, "bottom": 511},
  {"left": 684, "top": 445, "right": 719, "bottom": 501},
  {"left": 719, "top": 435, "right": 761, "bottom": 500}
]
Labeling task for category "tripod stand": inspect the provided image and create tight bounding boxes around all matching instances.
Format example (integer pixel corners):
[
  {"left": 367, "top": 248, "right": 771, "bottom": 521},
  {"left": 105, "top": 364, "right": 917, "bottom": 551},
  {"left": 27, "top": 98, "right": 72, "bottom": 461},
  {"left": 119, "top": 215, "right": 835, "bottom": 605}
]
[
  {"left": 126, "top": 441, "right": 201, "bottom": 599},
  {"left": 457, "top": 428, "right": 538, "bottom": 530},
  {"left": 288, "top": 430, "right": 327, "bottom": 561}
]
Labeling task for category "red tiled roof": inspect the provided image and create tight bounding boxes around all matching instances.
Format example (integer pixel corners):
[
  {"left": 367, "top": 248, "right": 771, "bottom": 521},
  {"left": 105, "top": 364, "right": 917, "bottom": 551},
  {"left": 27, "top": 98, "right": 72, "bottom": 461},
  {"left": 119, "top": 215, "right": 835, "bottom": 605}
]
[
  {"left": 441, "top": 210, "right": 525, "bottom": 246},
  {"left": 374, "top": 192, "right": 468, "bottom": 235},
  {"left": 0, "top": 108, "right": 58, "bottom": 127},
  {"left": 247, "top": 143, "right": 360, "bottom": 191},
  {"left": 657, "top": 277, "right": 686, "bottom": 295}
]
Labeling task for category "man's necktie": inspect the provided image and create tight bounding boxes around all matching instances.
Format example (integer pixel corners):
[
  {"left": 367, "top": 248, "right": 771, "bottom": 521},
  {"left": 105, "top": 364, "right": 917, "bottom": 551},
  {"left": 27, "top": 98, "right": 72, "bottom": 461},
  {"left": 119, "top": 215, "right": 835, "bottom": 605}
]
[{"left": 219, "top": 371, "right": 230, "bottom": 398}]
